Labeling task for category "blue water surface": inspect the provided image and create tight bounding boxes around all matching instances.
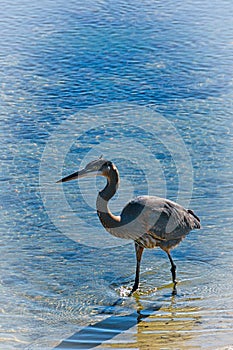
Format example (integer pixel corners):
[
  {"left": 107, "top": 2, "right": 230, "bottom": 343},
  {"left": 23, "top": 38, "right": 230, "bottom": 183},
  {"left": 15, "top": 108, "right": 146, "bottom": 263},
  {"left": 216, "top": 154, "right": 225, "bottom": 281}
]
[{"left": 0, "top": 0, "right": 233, "bottom": 349}]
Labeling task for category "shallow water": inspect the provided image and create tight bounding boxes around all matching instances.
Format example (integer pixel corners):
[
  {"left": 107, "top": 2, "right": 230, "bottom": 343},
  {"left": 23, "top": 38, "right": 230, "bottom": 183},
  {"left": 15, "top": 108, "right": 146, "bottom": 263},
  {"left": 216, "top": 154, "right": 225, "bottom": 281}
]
[{"left": 1, "top": 0, "right": 233, "bottom": 349}]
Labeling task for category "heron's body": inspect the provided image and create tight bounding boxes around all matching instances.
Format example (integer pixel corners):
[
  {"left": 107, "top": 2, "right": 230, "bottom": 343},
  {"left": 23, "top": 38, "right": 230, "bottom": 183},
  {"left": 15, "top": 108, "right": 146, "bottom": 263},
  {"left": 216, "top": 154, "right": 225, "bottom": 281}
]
[
  {"left": 121, "top": 196, "right": 200, "bottom": 249},
  {"left": 57, "top": 158, "right": 200, "bottom": 295}
]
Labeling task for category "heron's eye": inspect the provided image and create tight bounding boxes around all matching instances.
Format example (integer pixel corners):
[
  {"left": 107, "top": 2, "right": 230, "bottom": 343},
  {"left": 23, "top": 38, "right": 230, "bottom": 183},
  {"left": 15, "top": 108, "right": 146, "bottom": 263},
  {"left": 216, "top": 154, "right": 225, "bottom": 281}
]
[{"left": 104, "top": 162, "right": 111, "bottom": 171}]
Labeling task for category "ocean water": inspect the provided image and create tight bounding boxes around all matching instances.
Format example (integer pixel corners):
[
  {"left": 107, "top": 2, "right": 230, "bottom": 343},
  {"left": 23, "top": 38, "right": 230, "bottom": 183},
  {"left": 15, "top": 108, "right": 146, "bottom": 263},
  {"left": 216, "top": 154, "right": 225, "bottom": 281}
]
[{"left": 0, "top": 0, "right": 233, "bottom": 349}]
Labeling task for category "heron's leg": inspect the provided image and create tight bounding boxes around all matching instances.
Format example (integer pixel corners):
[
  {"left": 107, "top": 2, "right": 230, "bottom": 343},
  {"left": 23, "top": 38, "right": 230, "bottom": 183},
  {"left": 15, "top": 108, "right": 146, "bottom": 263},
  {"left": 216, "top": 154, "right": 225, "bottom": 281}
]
[
  {"left": 167, "top": 252, "right": 177, "bottom": 295},
  {"left": 129, "top": 242, "right": 144, "bottom": 296}
]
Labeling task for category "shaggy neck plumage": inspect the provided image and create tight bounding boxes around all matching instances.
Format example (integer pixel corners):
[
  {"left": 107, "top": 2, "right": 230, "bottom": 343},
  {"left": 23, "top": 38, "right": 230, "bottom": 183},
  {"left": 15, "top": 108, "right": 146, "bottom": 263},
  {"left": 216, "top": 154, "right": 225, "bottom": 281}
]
[{"left": 96, "top": 167, "right": 121, "bottom": 229}]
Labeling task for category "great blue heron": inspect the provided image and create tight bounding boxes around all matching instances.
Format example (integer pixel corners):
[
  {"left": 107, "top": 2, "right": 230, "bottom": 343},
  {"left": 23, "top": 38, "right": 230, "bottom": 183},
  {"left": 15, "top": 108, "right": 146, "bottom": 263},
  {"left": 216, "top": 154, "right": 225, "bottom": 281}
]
[{"left": 57, "top": 158, "right": 201, "bottom": 295}]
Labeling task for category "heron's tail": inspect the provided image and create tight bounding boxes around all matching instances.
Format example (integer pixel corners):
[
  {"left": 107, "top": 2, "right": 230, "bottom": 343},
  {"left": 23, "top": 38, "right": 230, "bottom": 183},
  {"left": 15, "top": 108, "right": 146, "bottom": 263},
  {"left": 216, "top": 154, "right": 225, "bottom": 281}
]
[{"left": 187, "top": 209, "right": 201, "bottom": 229}]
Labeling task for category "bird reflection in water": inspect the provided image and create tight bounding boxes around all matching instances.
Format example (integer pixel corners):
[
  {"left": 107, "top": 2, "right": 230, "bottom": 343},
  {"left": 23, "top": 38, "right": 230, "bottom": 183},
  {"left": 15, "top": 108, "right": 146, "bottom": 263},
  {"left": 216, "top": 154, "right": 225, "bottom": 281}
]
[
  {"left": 105, "top": 296, "right": 202, "bottom": 350},
  {"left": 55, "top": 294, "right": 201, "bottom": 349}
]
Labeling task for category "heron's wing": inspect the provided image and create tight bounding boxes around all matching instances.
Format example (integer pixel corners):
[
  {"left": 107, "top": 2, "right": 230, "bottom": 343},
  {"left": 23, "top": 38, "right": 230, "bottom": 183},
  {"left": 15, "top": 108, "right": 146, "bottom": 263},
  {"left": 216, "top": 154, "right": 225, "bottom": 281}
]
[{"left": 121, "top": 196, "right": 200, "bottom": 241}]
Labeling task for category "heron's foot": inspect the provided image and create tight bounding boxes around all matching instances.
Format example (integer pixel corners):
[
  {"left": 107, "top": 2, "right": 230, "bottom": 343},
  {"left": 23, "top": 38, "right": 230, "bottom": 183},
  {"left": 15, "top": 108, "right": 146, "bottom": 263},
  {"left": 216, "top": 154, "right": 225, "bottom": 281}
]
[
  {"left": 172, "top": 284, "right": 177, "bottom": 296},
  {"left": 128, "top": 284, "right": 138, "bottom": 297}
]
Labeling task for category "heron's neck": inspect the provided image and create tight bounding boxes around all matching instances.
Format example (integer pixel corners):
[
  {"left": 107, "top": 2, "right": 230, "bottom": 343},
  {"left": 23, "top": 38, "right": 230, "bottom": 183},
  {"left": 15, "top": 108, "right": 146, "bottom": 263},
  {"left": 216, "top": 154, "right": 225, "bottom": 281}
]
[{"left": 96, "top": 168, "right": 121, "bottom": 229}]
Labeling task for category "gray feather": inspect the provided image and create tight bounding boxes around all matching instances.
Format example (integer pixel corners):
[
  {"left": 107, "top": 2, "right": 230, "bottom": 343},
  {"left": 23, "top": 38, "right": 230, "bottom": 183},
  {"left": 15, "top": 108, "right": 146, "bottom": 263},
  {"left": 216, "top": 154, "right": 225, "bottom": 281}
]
[{"left": 121, "top": 195, "right": 200, "bottom": 244}]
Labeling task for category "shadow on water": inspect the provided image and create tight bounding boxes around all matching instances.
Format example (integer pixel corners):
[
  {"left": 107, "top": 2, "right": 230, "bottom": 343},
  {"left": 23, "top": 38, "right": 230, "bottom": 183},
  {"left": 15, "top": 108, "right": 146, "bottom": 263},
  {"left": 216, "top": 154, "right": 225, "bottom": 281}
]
[
  {"left": 55, "top": 295, "right": 201, "bottom": 349},
  {"left": 55, "top": 298, "right": 161, "bottom": 349}
]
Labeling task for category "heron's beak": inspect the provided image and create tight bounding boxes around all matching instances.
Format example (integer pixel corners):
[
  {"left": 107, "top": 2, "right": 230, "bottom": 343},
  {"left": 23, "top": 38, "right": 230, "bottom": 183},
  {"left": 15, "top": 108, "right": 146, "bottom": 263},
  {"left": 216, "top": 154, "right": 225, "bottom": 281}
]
[{"left": 56, "top": 168, "right": 100, "bottom": 183}]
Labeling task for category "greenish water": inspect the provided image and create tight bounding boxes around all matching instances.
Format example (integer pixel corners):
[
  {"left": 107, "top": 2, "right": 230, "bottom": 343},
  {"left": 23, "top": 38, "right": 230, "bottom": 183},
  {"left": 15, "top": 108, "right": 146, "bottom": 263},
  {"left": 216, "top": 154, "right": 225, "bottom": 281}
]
[{"left": 0, "top": 0, "right": 233, "bottom": 349}]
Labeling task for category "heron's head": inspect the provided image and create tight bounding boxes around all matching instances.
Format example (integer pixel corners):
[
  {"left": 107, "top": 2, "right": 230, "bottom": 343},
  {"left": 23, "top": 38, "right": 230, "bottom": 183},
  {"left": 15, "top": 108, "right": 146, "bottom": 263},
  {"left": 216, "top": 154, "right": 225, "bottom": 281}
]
[{"left": 56, "top": 158, "right": 116, "bottom": 183}]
